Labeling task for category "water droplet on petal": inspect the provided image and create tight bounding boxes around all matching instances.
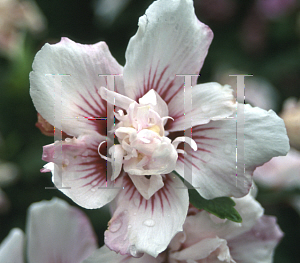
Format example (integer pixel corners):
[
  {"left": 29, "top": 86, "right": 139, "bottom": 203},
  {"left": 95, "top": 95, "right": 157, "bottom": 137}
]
[
  {"left": 91, "top": 188, "right": 96, "bottom": 192},
  {"left": 133, "top": 212, "right": 137, "bottom": 216},
  {"left": 128, "top": 224, "right": 132, "bottom": 229},
  {"left": 129, "top": 245, "right": 142, "bottom": 257},
  {"left": 42, "top": 153, "right": 48, "bottom": 159},
  {"left": 91, "top": 181, "right": 98, "bottom": 186},
  {"left": 109, "top": 219, "right": 122, "bottom": 233},
  {"left": 64, "top": 159, "right": 70, "bottom": 165},
  {"left": 143, "top": 219, "right": 155, "bottom": 227},
  {"left": 133, "top": 198, "right": 140, "bottom": 207}
]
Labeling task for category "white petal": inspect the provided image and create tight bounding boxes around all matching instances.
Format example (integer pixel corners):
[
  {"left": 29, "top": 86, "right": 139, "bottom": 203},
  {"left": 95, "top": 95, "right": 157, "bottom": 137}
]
[
  {"left": 139, "top": 89, "right": 169, "bottom": 118},
  {"left": 104, "top": 174, "right": 188, "bottom": 258},
  {"left": 220, "top": 194, "right": 264, "bottom": 239},
  {"left": 109, "top": 145, "right": 126, "bottom": 180},
  {"left": 129, "top": 174, "right": 164, "bottom": 199},
  {"left": 167, "top": 82, "right": 235, "bottom": 131},
  {"left": 170, "top": 237, "right": 234, "bottom": 262},
  {"left": 0, "top": 228, "right": 25, "bottom": 263},
  {"left": 26, "top": 198, "right": 97, "bottom": 263},
  {"left": 124, "top": 136, "right": 178, "bottom": 176},
  {"left": 30, "top": 37, "right": 123, "bottom": 137},
  {"left": 42, "top": 135, "right": 121, "bottom": 209},
  {"left": 181, "top": 194, "right": 263, "bottom": 249},
  {"left": 99, "top": 86, "right": 134, "bottom": 110},
  {"left": 83, "top": 245, "right": 158, "bottom": 263},
  {"left": 228, "top": 216, "right": 284, "bottom": 263},
  {"left": 175, "top": 104, "right": 290, "bottom": 199},
  {"left": 123, "top": 0, "right": 213, "bottom": 103}
]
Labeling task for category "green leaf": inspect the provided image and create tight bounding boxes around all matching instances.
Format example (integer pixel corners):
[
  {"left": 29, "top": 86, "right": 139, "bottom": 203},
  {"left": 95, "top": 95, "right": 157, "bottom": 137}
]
[
  {"left": 174, "top": 172, "right": 242, "bottom": 223},
  {"left": 188, "top": 188, "right": 242, "bottom": 223}
]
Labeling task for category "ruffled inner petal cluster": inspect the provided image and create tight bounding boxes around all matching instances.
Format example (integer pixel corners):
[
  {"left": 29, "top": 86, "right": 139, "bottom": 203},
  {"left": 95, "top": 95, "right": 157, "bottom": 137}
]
[{"left": 99, "top": 87, "right": 196, "bottom": 199}]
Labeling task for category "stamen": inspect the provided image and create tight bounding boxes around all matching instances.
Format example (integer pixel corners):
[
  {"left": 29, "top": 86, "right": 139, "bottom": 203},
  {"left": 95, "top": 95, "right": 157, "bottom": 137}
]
[
  {"left": 177, "top": 149, "right": 185, "bottom": 154},
  {"left": 98, "top": 141, "right": 112, "bottom": 162},
  {"left": 172, "top": 137, "right": 197, "bottom": 151}
]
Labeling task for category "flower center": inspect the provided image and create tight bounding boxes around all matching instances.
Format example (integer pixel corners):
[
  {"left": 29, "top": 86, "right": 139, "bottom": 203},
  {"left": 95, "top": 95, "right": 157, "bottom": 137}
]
[{"left": 98, "top": 87, "right": 197, "bottom": 180}]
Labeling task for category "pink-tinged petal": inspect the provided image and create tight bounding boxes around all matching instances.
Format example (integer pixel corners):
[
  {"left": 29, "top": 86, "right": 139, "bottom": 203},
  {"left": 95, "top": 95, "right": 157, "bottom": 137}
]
[
  {"left": 83, "top": 245, "right": 158, "bottom": 263},
  {"left": 228, "top": 216, "right": 284, "bottom": 263},
  {"left": 123, "top": 0, "right": 213, "bottom": 103},
  {"left": 220, "top": 194, "right": 264, "bottom": 239},
  {"left": 30, "top": 37, "right": 123, "bottom": 137},
  {"left": 181, "top": 194, "right": 263, "bottom": 249},
  {"left": 0, "top": 228, "right": 25, "bottom": 263},
  {"left": 168, "top": 231, "right": 187, "bottom": 252},
  {"left": 104, "top": 174, "right": 189, "bottom": 258},
  {"left": 129, "top": 174, "right": 164, "bottom": 200},
  {"left": 170, "top": 237, "right": 234, "bottom": 262},
  {"left": 42, "top": 135, "right": 121, "bottom": 209},
  {"left": 109, "top": 145, "right": 126, "bottom": 180},
  {"left": 138, "top": 89, "right": 169, "bottom": 119},
  {"left": 167, "top": 82, "right": 235, "bottom": 131},
  {"left": 254, "top": 148, "right": 300, "bottom": 189},
  {"left": 175, "top": 104, "right": 290, "bottom": 199},
  {"left": 26, "top": 198, "right": 97, "bottom": 263}
]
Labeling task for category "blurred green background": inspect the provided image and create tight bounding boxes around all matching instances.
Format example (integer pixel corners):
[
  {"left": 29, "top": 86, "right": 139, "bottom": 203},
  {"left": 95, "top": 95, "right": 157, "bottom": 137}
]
[{"left": 0, "top": 0, "right": 299, "bottom": 262}]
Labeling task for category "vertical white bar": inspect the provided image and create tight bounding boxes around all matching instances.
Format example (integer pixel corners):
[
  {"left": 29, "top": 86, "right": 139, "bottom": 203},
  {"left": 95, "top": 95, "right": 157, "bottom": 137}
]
[
  {"left": 53, "top": 75, "right": 63, "bottom": 188},
  {"left": 106, "top": 75, "right": 115, "bottom": 188},
  {"left": 176, "top": 74, "right": 198, "bottom": 188},
  {"left": 229, "top": 74, "right": 252, "bottom": 188},
  {"left": 45, "top": 74, "right": 70, "bottom": 190},
  {"left": 184, "top": 75, "right": 193, "bottom": 187},
  {"left": 98, "top": 74, "right": 123, "bottom": 190}
]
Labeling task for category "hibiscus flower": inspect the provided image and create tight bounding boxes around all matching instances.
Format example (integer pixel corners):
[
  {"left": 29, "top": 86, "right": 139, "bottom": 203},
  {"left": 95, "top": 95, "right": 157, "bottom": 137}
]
[
  {"left": 0, "top": 198, "right": 97, "bottom": 262},
  {"left": 30, "top": 0, "right": 289, "bottom": 257},
  {"left": 83, "top": 194, "right": 283, "bottom": 263}
]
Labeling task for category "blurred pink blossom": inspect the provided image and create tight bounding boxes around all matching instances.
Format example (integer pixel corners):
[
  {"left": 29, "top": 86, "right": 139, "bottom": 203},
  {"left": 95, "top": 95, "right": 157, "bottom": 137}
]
[
  {"left": 0, "top": 198, "right": 97, "bottom": 262},
  {"left": 281, "top": 97, "right": 300, "bottom": 151},
  {"left": 194, "top": 0, "right": 237, "bottom": 22},
  {"left": 0, "top": 133, "right": 19, "bottom": 214},
  {"left": 0, "top": 0, "right": 46, "bottom": 57},
  {"left": 254, "top": 148, "right": 300, "bottom": 189},
  {"left": 256, "top": 0, "right": 297, "bottom": 20}
]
